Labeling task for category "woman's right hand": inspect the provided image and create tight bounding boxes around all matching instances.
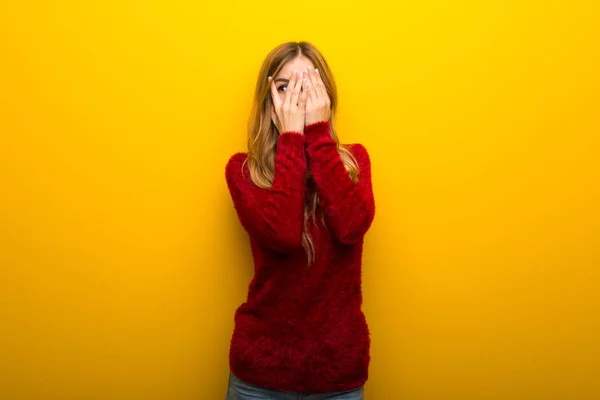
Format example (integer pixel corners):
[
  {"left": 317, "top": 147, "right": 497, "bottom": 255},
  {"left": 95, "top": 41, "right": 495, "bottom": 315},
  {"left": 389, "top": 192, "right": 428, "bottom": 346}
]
[{"left": 269, "top": 70, "right": 308, "bottom": 135}]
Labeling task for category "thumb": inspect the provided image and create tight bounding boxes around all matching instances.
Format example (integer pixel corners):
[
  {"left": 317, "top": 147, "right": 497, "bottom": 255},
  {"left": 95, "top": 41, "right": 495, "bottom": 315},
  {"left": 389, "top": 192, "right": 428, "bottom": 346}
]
[
  {"left": 271, "top": 106, "right": 280, "bottom": 131},
  {"left": 271, "top": 105, "right": 278, "bottom": 123}
]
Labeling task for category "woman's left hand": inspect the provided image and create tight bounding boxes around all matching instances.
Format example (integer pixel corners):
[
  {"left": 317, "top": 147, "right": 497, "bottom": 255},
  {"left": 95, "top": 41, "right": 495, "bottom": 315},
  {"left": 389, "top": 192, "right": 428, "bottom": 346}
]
[{"left": 304, "top": 65, "right": 331, "bottom": 126}]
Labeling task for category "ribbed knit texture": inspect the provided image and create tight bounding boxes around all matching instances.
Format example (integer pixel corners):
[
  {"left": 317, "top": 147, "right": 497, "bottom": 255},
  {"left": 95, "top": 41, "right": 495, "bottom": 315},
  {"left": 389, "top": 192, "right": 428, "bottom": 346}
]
[{"left": 225, "top": 120, "right": 375, "bottom": 393}]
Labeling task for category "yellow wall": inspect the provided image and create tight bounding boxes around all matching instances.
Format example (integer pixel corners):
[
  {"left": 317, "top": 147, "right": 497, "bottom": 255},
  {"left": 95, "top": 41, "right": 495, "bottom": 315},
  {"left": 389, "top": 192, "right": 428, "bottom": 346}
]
[{"left": 1, "top": 1, "right": 598, "bottom": 399}]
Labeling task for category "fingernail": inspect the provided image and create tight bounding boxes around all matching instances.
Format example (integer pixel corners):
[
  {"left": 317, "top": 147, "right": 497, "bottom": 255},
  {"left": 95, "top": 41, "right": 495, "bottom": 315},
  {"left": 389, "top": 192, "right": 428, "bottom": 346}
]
[
  {"left": 268, "top": 76, "right": 272, "bottom": 81},
  {"left": 315, "top": 68, "right": 319, "bottom": 74}
]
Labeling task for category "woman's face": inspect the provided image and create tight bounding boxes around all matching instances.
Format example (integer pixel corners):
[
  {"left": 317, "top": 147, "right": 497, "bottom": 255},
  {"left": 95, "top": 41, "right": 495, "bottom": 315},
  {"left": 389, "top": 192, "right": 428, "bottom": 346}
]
[{"left": 272, "top": 55, "right": 315, "bottom": 103}]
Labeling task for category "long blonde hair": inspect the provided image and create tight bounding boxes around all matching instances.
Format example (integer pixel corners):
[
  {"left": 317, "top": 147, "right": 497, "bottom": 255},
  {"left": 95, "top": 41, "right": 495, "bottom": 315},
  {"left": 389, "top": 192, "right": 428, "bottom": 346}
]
[{"left": 244, "top": 41, "right": 359, "bottom": 265}]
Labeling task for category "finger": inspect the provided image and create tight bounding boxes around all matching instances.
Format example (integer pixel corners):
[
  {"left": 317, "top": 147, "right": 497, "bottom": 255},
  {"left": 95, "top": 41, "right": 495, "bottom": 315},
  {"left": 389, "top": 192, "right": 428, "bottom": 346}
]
[
  {"left": 298, "top": 78, "right": 308, "bottom": 108},
  {"left": 290, "top": 71, "right": 303, "bottom": 108},
  {"left": 314, "top": 68, "right": 328, "bottom": 101},
  {"left": 301, "top": 69, "right": 311, "bottom": 100},
  {"left": 304, "top": 72, "right": 316, "bottom": 106},
  {"left": 269, "top": 76, "right": 282, "bottom": 109},
  {"left": 306, "top": 67, "right": 320, "bottom": 100},
  {"left": 284, "top": 70, "right": 298, "bottom": 109}
]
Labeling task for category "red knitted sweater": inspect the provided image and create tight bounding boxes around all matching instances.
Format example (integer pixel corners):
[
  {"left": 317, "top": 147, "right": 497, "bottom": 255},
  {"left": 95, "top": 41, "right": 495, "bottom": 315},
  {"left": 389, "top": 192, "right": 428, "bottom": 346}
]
[{"left": 224, "top": 120, "right": 375, "bottom": 393}]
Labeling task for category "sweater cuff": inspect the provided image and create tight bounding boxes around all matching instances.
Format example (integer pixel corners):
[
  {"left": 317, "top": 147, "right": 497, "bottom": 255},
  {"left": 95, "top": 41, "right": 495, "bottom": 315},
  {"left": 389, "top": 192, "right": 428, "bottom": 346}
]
[
  {"left": 305, "top": 120, "right": 329, "bottom": 133},
  {"left": 277, "top": 130, "right": 306, "bottom": 156},
  {"left": 304, "top": 120, "right": 331, "bottom": 144}
]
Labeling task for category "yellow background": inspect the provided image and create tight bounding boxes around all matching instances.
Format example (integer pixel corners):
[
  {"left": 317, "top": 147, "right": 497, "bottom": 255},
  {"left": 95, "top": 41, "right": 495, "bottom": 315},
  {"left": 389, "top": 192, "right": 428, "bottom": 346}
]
[{"left": 1, "top": 1, "right": 599, "bottom": 399}]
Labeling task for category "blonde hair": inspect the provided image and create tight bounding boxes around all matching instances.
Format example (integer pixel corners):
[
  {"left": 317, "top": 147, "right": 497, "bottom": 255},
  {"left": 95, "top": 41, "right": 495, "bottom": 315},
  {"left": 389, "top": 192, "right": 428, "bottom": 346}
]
[{"left": 244, "top": 41, "right": 359, "bottom": 265}]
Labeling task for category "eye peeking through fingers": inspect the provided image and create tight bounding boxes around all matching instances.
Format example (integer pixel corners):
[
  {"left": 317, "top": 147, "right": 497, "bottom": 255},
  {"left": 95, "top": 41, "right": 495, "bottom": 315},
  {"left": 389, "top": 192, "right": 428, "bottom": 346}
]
[{"left": 277, "top": 85, "right": 287, "bottom": 92}]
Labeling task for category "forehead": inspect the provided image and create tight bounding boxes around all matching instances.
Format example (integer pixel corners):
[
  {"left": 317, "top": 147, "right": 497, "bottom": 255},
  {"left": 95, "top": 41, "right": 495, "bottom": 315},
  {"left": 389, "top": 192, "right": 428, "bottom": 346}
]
[{"left": 276, "top": 56, "right": 315, "bottom": 78}]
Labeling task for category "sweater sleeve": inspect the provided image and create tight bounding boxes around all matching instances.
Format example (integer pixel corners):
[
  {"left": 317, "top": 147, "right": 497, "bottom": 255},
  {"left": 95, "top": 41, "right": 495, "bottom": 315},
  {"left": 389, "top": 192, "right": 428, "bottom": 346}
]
[
  {"left": 225, "top": 132, "right": 307, "bottom": 253},
  {"left": 304, "top": 121, "right": 375, "bottom": 244}
]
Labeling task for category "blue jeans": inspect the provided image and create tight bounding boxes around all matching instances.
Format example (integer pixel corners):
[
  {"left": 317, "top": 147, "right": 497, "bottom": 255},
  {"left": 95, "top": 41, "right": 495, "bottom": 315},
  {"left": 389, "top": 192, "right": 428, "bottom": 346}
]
[{"left": 226, "top": 372, "right": 365, "bottom": 400}]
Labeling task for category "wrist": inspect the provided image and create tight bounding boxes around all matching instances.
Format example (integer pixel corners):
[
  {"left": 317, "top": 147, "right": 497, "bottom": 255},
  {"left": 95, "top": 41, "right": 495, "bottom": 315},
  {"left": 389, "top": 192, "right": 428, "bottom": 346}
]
[
  {"left": 281, "top": 125, "right": 304, "bottom": 135},
  {"left": 280, "top": 130, "right": 304, "bottom": 136}
]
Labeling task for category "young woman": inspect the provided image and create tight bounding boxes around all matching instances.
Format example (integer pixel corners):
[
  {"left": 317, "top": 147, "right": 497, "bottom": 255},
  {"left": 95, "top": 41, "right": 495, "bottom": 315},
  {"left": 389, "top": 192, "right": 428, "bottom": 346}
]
[{"left": 224, "top": 41, "right": 375, "bottom": 400}]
